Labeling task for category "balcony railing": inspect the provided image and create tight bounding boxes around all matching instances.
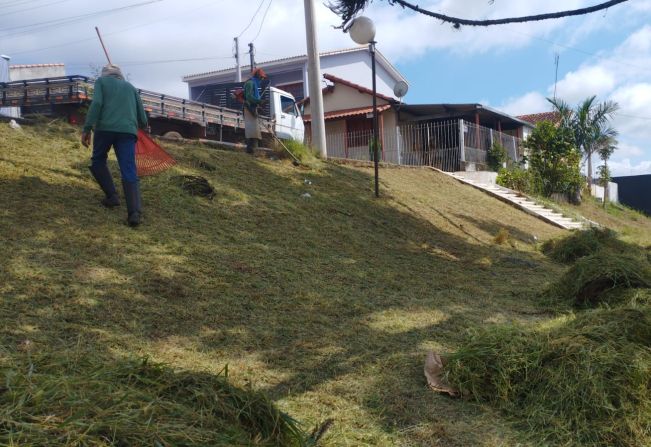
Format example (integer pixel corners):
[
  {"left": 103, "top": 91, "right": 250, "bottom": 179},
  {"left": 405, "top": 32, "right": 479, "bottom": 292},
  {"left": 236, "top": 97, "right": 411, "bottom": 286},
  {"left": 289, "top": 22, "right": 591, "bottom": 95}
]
[{"left": 322, "top": 119, "right": 523, "bottom": 171}]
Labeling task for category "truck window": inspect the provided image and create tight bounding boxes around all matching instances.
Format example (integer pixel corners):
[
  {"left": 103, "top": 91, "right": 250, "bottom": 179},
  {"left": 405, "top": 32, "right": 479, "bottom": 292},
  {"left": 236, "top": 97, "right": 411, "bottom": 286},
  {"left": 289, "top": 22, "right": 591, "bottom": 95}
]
[{"left": 280, "top": 96, "right": 298, "bottom": 116}]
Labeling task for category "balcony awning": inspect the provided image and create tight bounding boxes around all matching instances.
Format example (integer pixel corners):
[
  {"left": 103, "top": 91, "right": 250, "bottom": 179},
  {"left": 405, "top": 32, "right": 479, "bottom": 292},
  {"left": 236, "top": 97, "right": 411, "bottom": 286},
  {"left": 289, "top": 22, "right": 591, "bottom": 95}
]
[
  {"left": 398, "top": 103, "right": 532, "bottom": 130},
  {"left": 303, "top": 104, "right": 391, "bottom": 122}
]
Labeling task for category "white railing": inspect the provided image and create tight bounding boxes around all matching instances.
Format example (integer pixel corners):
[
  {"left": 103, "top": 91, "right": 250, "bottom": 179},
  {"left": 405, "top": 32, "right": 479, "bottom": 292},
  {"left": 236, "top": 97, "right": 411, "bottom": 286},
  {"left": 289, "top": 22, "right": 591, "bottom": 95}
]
[{"left": 322, "top": 119, "right": 523, "bottom": 171}]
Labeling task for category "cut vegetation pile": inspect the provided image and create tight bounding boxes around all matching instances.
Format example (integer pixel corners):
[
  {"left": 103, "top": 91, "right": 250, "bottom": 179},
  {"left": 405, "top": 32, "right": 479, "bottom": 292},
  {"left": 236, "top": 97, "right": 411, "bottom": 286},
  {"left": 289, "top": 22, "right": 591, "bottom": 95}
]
[
  {"left": 0, "top": 348, "right": 308, "bottom": 446},
  {"left": 443, "top": 228, "right": 651, "bottom": 446},
  {"left": 541, "top": 227, "right": 651, "bottom": 308},
  {"left": 541, "top": 227, "right": 626, "bottom": 263},
  {"left": 545, "top": 250, "right": 651, "bottom": 307},
  {"left": 444, "top": 307, "right": 651, "bottom": 447}
]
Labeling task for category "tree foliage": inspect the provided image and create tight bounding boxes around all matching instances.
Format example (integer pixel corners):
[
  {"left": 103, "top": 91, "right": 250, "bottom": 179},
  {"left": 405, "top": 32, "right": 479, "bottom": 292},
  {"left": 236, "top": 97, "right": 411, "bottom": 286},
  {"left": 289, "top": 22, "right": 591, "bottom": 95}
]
[
  {"left": 525, "top": 121, "right": 582, "bottom": 198},
  {"left": 548, "top": 96, "right": 619, "bottom": 188}
]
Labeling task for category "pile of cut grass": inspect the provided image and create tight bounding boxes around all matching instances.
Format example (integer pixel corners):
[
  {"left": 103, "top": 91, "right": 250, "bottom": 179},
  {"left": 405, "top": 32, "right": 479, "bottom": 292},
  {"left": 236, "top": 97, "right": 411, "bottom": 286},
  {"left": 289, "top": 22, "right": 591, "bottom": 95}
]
[
  {"left": 544, "top": 251, "right": 651, "bottom": 308},
  {"left": 444, "top": 307, "right": 651, "bottom": 447},
  {"left": 0, "top": 348, "right": 309, "bottom": 446},
  {"left": 541, "top": 227, "right": 626, "bottom": 263}
]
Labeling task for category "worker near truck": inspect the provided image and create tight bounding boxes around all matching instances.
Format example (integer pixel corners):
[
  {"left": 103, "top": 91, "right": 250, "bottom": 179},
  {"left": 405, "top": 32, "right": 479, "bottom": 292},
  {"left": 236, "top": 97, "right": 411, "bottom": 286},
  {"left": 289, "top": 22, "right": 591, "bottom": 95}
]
[
  {"left": 81, "top": 64, "right": 148, "bottom": 227},
  {"left": 243, "top": 68, "right": 267, "bottom": 154}
]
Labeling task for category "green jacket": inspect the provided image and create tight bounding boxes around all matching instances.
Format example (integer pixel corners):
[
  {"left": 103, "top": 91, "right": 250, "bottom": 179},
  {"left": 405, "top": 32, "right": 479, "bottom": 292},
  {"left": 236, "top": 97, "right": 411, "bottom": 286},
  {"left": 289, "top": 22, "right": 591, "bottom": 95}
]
[{"left": 83, "top": 76, "right": 148, "bottom": 135}]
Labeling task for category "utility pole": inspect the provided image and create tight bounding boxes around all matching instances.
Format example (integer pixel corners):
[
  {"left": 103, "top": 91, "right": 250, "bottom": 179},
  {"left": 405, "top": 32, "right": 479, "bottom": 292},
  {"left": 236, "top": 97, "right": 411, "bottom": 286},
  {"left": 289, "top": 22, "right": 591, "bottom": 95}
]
[
  {"left": 553, "top": 53, "right": 560, "bottom": 101},
  {"left": 303, "top": 0, "right": 327, "bottom": 158},
  {"left": 234, "top": 37, "right": 242, "bottom": 82},
  {"left": 248, "top": 43, "right": 255, "bottom": 72}
]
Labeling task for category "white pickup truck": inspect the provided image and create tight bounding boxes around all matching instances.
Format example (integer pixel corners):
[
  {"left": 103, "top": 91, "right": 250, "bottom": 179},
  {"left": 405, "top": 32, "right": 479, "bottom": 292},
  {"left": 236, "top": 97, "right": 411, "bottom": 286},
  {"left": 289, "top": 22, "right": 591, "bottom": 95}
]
[{"left": 0, "top": 75, "right": 305, "bottom": 144}]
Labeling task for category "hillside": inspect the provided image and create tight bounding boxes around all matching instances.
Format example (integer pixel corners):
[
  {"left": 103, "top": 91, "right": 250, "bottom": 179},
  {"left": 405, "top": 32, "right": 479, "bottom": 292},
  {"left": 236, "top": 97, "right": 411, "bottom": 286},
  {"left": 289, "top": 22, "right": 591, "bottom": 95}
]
[{"left": 1, "top": 120, "right": 648, "bottom": 446}]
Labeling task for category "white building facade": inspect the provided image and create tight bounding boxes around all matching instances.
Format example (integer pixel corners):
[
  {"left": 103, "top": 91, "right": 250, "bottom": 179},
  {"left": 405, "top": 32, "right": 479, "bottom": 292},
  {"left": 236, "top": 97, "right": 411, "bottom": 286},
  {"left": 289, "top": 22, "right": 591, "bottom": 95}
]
[{"left": 182, "top": 47, "right": 407, "bottom": 103}]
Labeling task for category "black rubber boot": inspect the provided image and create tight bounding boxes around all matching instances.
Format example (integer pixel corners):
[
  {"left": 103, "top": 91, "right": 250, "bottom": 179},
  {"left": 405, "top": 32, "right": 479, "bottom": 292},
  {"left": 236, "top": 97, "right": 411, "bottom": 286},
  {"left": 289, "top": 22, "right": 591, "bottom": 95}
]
[
  {"left": 122, "top": 181, "right": 142, "bottom": 227},
  {"left": 89, "top": 164, "right": 120, "bottom": 208},
  {"left": 245, "top": 139, "right": 254, "bottom": 154}
]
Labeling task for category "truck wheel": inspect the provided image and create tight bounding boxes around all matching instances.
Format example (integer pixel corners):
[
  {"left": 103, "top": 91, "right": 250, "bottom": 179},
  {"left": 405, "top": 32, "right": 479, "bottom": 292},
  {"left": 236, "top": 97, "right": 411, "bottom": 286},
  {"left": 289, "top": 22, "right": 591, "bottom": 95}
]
[{"left": 163, "top": 131, "right": 183, "bottom": 140}]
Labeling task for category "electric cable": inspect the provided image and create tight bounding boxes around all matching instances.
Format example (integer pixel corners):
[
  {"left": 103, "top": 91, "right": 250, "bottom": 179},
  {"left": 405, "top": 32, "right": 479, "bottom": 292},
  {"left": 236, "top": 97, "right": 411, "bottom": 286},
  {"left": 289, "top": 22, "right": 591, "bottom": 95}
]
[
  {"left": 237, "top": 0, "right": 266, "bottom": 38},
  {"left": 0, "top": 0, "right": 163, "bottom": 38},
  {"left": 251, "top": 0, "right": 273, "bottom": 42},
  {"left": 0, "top": 0, "right": 74, "bottom": 19}
]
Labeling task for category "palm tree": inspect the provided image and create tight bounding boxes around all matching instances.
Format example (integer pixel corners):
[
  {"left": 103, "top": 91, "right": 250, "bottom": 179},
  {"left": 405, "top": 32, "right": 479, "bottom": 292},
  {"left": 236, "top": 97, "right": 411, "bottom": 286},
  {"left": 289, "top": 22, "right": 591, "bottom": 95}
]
[
  {"left": 548, "top": 96, "right": 619, "bottom": 192},
  {"left": 595, "top": 131, "right": 618, "bottom": 207}
]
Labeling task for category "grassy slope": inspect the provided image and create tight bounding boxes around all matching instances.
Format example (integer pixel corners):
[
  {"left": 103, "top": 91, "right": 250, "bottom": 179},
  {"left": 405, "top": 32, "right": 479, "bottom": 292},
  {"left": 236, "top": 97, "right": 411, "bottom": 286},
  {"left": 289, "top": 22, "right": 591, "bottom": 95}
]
[
  {"left": 538, "top": 195, "right": 651, "bottom": 246},
  {"left": 1, "top": 121, "right": 646, "bottom": 446}
]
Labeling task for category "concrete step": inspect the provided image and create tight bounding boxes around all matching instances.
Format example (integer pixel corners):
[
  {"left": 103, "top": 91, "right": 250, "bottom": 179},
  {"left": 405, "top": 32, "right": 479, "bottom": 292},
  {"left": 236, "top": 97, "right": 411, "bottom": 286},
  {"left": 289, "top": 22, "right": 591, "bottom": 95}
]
[{"left": 442, "top": 171, "right": 588, "bottom": 231}]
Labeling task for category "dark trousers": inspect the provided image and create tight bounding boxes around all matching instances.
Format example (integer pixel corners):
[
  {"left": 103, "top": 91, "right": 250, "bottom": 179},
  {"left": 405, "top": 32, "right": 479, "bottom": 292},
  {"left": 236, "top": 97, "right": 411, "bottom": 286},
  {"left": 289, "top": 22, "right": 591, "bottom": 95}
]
[{"left": 91, "top": 131, "right": 138, "bottom": 183}]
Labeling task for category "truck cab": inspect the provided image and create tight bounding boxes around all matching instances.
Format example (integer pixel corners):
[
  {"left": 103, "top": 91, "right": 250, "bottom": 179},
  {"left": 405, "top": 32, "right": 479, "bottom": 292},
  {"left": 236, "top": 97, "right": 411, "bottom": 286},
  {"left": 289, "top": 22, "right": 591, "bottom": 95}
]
[{"left": 269, "top": 87, "right": 304, "bottom": 142}]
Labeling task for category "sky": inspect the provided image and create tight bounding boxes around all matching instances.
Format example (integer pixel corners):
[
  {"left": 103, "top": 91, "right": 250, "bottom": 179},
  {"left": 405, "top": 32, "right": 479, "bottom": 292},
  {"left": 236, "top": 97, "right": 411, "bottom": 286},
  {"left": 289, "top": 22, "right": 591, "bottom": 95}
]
[{"left": 2, "top": 0, "right": 650, "bottom": 176}]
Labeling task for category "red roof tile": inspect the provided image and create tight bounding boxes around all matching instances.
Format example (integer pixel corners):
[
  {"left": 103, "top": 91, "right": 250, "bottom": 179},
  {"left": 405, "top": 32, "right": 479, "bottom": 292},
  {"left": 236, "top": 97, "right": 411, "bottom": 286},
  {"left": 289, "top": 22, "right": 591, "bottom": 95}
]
[
  {"left": 516, "top": 111, "right": 561, "bottom": 125},
  {"left": 303, "top": 104, "right": 392, "bottom": 122}
]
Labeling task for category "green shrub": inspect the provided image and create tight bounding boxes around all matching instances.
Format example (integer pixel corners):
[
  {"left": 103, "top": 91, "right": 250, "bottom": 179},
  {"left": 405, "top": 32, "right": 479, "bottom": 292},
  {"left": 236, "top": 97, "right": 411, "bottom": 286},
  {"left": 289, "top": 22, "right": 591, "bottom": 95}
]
[
  {"left": 276, "top": 139, "right": 320, "bottom": 165},
  {"left": 487, "top": 141, "right": 508, "bottom": 172},
  {"left": 496, "top": 165, "right": 532, "bottom": 193},
  {"left": 444, "top": 307, "right": 651, "bottom": 447},
  {"left": 525, "top": 121, "right": 583, "bottom": 197}
]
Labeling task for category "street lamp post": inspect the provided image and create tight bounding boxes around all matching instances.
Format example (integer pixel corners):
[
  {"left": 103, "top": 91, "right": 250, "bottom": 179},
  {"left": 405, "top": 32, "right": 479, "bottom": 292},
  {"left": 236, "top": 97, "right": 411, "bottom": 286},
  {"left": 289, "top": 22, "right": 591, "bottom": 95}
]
[{"left": 349, "top": 16, "right": 380, "bottom": 198}]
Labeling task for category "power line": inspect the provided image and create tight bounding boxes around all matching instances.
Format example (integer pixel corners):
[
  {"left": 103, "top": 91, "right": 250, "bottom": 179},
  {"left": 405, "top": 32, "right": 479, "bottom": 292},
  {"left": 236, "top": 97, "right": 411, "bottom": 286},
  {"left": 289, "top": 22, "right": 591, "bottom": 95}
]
[
  {"left": 237, "top": 0, "right": 266, "bottom": 38},
  {"left": 251, "top": 0, "right": 273, "bottom": 42},
  {"left": 0, "top": 0, "right": 74, "bottom": 19},
  {"left": 0, "top": 0, "right": 163, "bottom": 38},
  {"left": 505, "top": 28, "right": 649, "bottom": 72},
  {"left": 614, "top": 112, "right": 651, "bottom": 121},
  {"left": 7, "top": 0, "right": 213, "bottom": 56},
  {"left": 64, "top": 56, "right": 232, "bottom": 69}
]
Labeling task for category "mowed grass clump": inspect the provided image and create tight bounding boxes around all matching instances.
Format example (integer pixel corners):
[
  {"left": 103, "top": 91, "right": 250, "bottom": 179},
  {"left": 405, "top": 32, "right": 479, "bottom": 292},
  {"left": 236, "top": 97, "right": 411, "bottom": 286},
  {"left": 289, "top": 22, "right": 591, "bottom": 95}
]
[
  {"left": 541, "top": 227, "right": 627, "bottom": 263},
  {"left": 0, "top": 348, "right": 308, "bottom": 446},
  {"left": 544, "top": 250, "right": 651, "bottom": 308},
  {"left": 444, "top": 307, "right": 651, "bottom": 447}
]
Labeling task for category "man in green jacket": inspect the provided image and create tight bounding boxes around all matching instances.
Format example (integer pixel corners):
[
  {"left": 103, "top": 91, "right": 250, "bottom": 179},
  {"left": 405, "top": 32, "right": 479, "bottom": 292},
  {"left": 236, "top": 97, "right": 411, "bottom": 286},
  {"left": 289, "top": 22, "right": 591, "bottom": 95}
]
[{"left": 82, "top": 64, "right": 148, "bottom": 227}]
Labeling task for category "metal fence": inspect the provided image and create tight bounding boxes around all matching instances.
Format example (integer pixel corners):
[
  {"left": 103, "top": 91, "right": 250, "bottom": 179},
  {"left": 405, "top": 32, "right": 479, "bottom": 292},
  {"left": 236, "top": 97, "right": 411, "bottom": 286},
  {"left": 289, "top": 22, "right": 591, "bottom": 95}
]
[{"left": 323, "top": 119, "right": 523, "bottom": 172}]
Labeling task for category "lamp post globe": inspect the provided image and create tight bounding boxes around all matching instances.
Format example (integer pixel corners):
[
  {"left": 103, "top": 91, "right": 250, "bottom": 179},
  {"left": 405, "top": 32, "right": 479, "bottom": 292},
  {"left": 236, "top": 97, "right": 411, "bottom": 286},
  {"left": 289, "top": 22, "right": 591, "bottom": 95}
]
[
  {"left": 349, "top": 16, "right": 376, "bottom": 45},
  {"left": 349, "top": 16, "right": 380, "bottom": 197}
]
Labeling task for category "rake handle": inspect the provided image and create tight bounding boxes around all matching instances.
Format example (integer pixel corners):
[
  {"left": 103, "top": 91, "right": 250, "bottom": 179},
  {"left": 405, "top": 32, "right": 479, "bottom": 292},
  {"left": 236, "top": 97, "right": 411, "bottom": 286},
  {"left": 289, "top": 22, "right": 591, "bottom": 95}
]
[{"left": 95, "top": 27, "right": 112, "bottom": 64}]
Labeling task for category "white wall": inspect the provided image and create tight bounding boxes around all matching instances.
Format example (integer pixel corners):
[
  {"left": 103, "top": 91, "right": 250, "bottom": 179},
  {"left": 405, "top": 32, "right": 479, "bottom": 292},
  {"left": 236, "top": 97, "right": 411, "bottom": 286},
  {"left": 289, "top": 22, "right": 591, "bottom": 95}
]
[
  {"left": 186, "top": 49, "right": 403, "bottom": 101},
  {"left": 317, "top": 50, "right": 397, "bottom": 99},
  {"left": 304, "top": 82, "right": 391, "bottom": 116},
  {"left": 591, "top": 182, "right": 619, "bottom": 203},
  {"left": 10, "top": 65, "right": 66, "bottom": 81},
  {"left": 0, "top": 57, "right": 20, "bottom": 118}
]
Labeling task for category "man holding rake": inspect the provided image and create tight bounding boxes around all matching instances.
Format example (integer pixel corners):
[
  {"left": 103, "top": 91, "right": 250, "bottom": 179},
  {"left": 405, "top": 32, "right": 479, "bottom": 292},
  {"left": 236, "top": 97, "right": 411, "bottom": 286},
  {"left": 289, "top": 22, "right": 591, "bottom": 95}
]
[{"left": 82, "top": 63, "right": 148, "bottom": 227}]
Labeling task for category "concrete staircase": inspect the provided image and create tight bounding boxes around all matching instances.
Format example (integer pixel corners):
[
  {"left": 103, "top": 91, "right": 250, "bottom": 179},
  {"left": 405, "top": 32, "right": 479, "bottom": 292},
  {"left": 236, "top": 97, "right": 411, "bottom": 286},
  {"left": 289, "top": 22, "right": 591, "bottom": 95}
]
[{"left": 444, "top": 171, "right": 585, "bottom": 231}]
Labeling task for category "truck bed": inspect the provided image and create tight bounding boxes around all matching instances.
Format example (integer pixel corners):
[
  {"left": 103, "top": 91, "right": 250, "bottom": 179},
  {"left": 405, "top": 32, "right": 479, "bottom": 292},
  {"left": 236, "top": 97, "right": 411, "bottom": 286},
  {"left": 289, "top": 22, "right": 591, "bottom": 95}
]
[{"left": 0, "top": 75, "right": 273, "bottom": 138}]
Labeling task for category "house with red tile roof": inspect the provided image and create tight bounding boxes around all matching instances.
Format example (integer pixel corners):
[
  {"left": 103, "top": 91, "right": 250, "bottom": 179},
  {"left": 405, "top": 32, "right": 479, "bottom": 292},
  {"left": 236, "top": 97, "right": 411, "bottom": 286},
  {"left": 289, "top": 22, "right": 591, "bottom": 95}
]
[{"left": 183, "top": 49, "right": 532, "bottom": 171}]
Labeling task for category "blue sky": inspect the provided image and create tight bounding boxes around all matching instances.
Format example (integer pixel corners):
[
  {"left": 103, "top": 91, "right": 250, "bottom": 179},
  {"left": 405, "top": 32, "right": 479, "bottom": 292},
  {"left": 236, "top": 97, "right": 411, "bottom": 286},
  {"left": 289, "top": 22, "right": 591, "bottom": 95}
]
[{"left": 2, "top": 0, "right": 650, "bottom": 175}]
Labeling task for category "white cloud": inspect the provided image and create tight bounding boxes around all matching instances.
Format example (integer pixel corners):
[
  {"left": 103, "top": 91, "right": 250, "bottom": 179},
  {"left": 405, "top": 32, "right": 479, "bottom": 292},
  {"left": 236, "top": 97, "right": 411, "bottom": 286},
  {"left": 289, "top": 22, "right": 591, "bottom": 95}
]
[
  {"left": 499, "top": 91, "right": 550, "bottom": 116},
  {"left": 616, "top": 142, "right": 645, "bottom": 158},
  {"left": 611, "top": 83, "right": 651, "bottom": 141},
  {"left": 608, "top": 158, "right": 651, "bottom": 176},
  {"left": 554, "top": 66, "right": 616, "bottom": 103}
]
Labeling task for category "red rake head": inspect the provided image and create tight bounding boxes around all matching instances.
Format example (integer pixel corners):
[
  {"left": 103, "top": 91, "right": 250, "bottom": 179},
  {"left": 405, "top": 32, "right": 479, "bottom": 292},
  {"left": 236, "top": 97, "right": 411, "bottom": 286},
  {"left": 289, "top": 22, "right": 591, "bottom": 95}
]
[{"left": 136, "top": 130, "right": 176, "bottom": 177}]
